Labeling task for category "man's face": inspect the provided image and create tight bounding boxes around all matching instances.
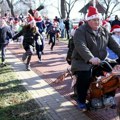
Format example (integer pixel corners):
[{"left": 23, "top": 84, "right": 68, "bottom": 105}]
[
  {"left": 34, "top": 12, "right": 39, "bottom": 18},
  {"left": 88, "top": 18, "right": 101, "bottom": 30}
]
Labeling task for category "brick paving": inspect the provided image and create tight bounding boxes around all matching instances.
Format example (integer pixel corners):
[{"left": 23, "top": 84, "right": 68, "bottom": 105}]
[{"left": 7, "top": 40, "right": 120, "bottom": 120}]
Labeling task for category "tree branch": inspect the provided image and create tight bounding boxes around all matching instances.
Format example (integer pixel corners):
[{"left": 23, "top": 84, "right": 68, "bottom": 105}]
[{"left": 0, "top": 0, "right": 3, "bottom": 4}]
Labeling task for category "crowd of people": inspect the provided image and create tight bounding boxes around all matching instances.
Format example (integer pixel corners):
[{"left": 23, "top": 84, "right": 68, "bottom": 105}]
[
  {"left": 0, "top": 10, "right": 73, "bottom": 70},
  {"left": 1, "top": 5, "right": 120, "bottom": 112}
]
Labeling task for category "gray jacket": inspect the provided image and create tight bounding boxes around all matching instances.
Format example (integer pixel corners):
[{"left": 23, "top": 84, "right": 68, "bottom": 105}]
[
  {"left": 71, "top": 23, "right": 120, "bottom": 73},
  {"left": 0, "top": 26, "right": 12, "bottom": 44}
]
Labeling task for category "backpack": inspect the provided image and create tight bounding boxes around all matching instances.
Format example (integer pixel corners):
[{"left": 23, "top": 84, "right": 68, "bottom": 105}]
[{"left": 66, "top": 37, "right": 74, "bottom": 65}]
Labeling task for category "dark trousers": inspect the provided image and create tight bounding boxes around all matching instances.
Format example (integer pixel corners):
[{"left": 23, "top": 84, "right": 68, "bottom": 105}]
[
  {"left": 35, "top": 42, "right": 43, "bottom": 61},
  {"left": 36, "top": 51, "right": 42, "bottom": 60},
  {"left": 23, "top": 44, "right": 34, "bottom": 65},
  {"left": 65, "top": 29, "right": 69, "bottom": 39},
  {"left": 49, "top": 35, "right": 55, "bottom": 50},
  {"left": 0, "top": 43, "right": 8, "bottom": 63},
  {"left": 75, "top": 71, "right": 92, "bottom": 103}
]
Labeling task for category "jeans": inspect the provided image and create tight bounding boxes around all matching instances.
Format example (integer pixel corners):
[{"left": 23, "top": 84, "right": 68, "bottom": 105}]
[{"left": 61, "top": 29, "right": 64, "bottom": 38}]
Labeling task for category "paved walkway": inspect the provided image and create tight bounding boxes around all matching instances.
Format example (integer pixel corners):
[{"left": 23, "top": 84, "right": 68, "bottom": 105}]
[{"left": 6, "top": 41, "right": 120, "bottom": 120}]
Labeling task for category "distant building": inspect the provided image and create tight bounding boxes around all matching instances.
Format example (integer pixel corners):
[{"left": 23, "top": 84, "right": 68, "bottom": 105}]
[{"left": 79, "top": 0, "right": 106, "bottom": 19}]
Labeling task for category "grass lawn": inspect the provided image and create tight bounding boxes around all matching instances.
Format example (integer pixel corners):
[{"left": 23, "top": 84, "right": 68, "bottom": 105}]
[{"left": 0, "top": 64, "right": 50, "bottom": 120}]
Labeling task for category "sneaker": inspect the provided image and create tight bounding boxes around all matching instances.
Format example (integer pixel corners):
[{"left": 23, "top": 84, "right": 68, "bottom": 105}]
[
  {"left": 22, "top": 53, "right": 27, "bottom": 62},
  {"left": 77, "top": 102, "right": 87, "bottom": 112},
  {"left": 0, "top": 62, "right": 7, "bottom": 67},
  {"left": 26, "top": 64, "right": 31, "bottom": 71},
  {"left": 50, "top": 47, "right": 53, "bottom": 51},
  {"left": 38, "top": 60, "right": 42, "bottom": 63},
  {"left": 42, "top": 51, "right": 44, "bottom": 55}
]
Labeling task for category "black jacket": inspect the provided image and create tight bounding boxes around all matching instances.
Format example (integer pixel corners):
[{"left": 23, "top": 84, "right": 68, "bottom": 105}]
[
  {"left": 13, "top": 25, "right": 40, "bottom": 46},
  {"left": 71, "top": 23, "right": 120, "bottom": 73}
]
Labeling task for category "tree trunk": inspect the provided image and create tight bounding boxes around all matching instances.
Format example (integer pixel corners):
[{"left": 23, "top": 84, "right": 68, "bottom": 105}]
[
  {"left": 6, "top": 0, "right": 15, "bottom": 17},
  {"left": 61, "top": 0, "right": 65, "bottom": 19}
]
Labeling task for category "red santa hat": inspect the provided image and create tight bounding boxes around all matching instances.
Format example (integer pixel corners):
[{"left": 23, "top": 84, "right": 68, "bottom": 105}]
[
  {"left": 106, "top": 16, "right": 110, "bottom": 22},
  {"left": 86, "top": 6, "right": 102, "bottom": 21},
  {"left": 73, "top": 25, "right": 78, "bottom": 30},
  {"left": 78, "top": 21, "right": 84, "bottom": 26},
  {"left": 27, "top": 14, "right": 35, "bottom": 24},
  {"left": 110, "top": 25, "right": 120, "bottom": 33},
  {"left": 102, "top": 20, "right": 107, "bottom": 26}
]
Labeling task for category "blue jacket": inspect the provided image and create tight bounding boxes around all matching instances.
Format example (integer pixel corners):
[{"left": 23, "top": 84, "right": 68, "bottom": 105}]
[
  {"left": 107, "top": 34, "right": 120, "bottom": 59},
  {"left": 0, "top": 26, "right": 12, "bottom": 44}
]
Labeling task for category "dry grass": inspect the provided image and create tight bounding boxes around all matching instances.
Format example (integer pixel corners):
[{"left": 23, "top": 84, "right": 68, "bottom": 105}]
[{"left": 0, "top": 64, "right": 50, "bottom": 120}]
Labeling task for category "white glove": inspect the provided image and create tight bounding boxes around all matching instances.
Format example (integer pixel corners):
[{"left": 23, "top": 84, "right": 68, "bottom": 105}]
[
  {"left": 9, "top": 39, "right": 13, "bottom": 43},
  {"left": 37, "top": 36, "right": 42, "bottom": 45},
  {"left": 89, "top": 57, "right": 101, "bottom": 65}
]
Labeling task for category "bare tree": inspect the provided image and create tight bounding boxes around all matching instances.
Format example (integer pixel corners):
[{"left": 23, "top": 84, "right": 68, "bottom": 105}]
[
  {"left": 61, "top": 0, "right": 65, "bottom": 19},
  {"left": 100, "top": 0, "right": 120, "bottom": 18},
  {"left": 3, "top": 0, "right": 35, "bottom": 17},
  {"left": 65, "top": 0, "right": 80, "bottom": 18},
  {"left": 0, "top": 0, "right": 3, "bottom": 4},
  {"left": 51, "top": 0, "right": 80, "bottom": 19},
  {"left": 6, "top": 0, "right": 15, "bottom": 16}
]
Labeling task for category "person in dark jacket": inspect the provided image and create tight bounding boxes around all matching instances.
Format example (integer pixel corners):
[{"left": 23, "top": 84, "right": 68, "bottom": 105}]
[
  {"left": 111, "top": 15, "right": 120, "bottom": 27},
  {"left": 64, "top": 18, "right": 70, "bottom": 39},
  {"left": 0, "top": 18, "right": 12, "bottom": 66},
  {"left": 13, "top": 15, "right": 40, "bottom": 70},
  {"left": 35, "top": 34, "right": 43, "bottom": 62},
  {"left": 45, "top": 19, "right": 52, "bottom": 39},
  {"left": 72, "top": 6, "right": 120, "bottom": 111},
  {"left": 34, "top": 11, "right": 45, "bottom": 55},
  {"left": 48, "top": 25, "right": 58, "bottom": 51}
]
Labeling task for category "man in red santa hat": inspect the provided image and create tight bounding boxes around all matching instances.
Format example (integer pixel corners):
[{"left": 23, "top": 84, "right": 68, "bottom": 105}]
[
  {"left": 71, "top": 6, "right": 120, "bottom": 111},
  {"left": 107, "top": 25, "right": 120, "bottom": 60}
]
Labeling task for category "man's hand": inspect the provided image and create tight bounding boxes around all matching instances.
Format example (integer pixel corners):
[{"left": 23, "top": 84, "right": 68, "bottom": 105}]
[{"left": 89, "top": 57, "right": 101, "bottom": 65}]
